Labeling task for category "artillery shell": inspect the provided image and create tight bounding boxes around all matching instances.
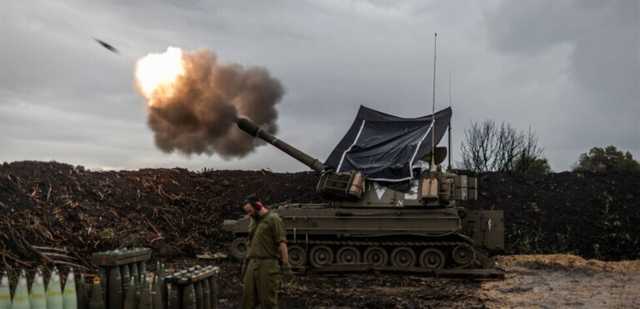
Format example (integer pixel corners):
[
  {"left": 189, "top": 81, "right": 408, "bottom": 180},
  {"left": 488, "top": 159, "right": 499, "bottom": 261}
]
[
  {"left": 150, "top": 275, "right": 161, "bottom": 309},
  {"left": 47, "top": 269, "right": 63, "bottom": 309},
  {"left": 89, "top": 278, "right": 104, "bottom": 309},
  {"left": 137, "top": 279, "right": 151, "bottom": 309},
  {"left": 62, "top": 271, "right": 77, "bottom": 309},
  {"left": 134, "top": 276, "right": 144, "bottom": 309},
  {"left": 31, "top": 271, "right": 48, "bottom": 309},
  {"left": 1, "top": 273, "right": 11, "bottom": 309},
  {"left": 160, "top": 279, "right": 168, "bottom": 309},
  {"left": 138, "top": 264, "right": 146, "bottom": 280},
  {"left": 165, "top": 284, "right": 178, "bottom": 309},
  {"left": 75, "top": 274, "right": 87, "bottom": 309},
  {"left": 194, "top": 282, "right": 202, "bottom": 309},
  {"left": 107, "top": 267, "right": 122, "bottom": 309},
  {"left": 122, "top": 278, "right": 136, "bottom": 309},
  {"left": 130, "top": 265, "right": 138, "bottom": 285},
  {"left": 121, "top": 266, "right": 130, "bottom": 298},
  {"left": 200, "top": 279, "right": 210, "bottom": 309},
  {"left": 12, "top": 271, "right": 30, "bottom": 309},
  {"left": 97, "top": 269, "right": 107, "bottom": 308},
  {"left": 181, "top": 285, "right": 195, "bottom": 309},
  {"left": 207, "top": 278, "right": 216, "bottom": 309}
]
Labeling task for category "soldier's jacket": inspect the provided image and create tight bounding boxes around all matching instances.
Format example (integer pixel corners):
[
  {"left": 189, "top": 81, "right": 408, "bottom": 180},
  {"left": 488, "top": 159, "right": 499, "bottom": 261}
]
[
  {"left": 246, "top": 211, "right": 287, "bottom": 259},
  {"left": 243, "top": 211, "right": 287, "bottom": 309}
]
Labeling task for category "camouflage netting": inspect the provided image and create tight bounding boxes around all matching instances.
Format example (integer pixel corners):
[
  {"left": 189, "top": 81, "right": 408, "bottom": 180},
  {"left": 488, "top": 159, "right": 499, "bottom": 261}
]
[{"left": 0, "top": 161, "right": 638, "bottom": 269}]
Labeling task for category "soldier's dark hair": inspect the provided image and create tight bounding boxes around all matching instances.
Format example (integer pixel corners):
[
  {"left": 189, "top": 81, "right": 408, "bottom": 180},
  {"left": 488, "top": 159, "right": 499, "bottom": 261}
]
[{"left": 243, "top": 194, "right": 262, "bottom": 210}]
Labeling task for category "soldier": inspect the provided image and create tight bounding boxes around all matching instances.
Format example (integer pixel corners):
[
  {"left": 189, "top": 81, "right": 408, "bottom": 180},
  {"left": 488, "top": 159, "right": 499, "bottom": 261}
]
[{"left": 241, "top": 195, "right": 291, "bottom": 309}]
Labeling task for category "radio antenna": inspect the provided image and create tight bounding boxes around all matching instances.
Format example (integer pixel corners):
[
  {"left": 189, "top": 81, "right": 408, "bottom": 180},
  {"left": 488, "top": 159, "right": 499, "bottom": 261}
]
[
  {"left": 448, "top": 72, "right": 452, "bottom": 171},
  {"left": 430, "top": 33, "right": 438, "bottom": 170}
]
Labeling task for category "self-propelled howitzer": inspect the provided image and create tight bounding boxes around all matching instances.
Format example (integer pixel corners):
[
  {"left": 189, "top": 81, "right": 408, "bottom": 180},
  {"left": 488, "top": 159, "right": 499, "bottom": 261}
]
[{"left": 224, "top": 112, "right": 504, "bottom": 274}]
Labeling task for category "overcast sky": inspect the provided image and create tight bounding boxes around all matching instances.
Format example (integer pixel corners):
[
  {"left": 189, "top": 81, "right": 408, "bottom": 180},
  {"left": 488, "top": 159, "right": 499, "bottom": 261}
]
[{"left": 1, "top": 0, "right": 638, "bottom": 172}]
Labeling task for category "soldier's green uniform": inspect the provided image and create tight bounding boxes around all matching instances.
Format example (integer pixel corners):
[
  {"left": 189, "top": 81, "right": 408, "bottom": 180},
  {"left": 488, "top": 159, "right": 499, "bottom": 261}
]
[{"left": 242, "top": 211, "right": 287, "bottom": 309}]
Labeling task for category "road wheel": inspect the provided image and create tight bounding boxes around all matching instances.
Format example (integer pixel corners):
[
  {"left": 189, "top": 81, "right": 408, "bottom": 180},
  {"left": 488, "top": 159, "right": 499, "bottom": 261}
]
[
  {"left": 288, "top": 245, "right": 307, "bottom": 268},
  {"left": 452, "top": 244, "right": 475, "bottom": 266},
  {"left": 419, "top": 248, "right": 446, "bottom": 270},
  {"left": 230, "top": 238, "right": 248, "bottom": 260},
  {"left": 309, "top": 245, "right": 334, "bottom": 268},
  {"left": 364, "top": 247, "right": 388, "bottom": 267},
  {"left": 390, "top": 247, "right": 416, "bottom": 268},
  {"left": 336, "top": 246, "right": 360, "bottom": 264}
]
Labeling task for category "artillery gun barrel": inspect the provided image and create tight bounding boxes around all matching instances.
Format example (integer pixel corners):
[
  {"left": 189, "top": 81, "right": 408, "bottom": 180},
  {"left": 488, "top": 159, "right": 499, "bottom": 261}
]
[{"left": 237, "top": 117, "right": 327, "bottom": 172}]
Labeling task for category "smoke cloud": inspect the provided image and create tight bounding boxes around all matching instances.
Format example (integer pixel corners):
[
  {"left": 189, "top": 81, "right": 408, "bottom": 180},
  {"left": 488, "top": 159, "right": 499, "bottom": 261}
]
[{"left": 137, "top": 48, "right": 283, "bottom": 158}]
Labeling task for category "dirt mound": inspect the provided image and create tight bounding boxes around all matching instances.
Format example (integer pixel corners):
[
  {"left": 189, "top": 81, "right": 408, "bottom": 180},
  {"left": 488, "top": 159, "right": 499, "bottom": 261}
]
[
  {"left": 0, "top": 161, "right": 639, "bottom": 269},
  {"left": 497, "top": 254, "right": 640, "bottom": 273},
  {"left": 0, "top": 161, "right": 321, "bottom": 268}
]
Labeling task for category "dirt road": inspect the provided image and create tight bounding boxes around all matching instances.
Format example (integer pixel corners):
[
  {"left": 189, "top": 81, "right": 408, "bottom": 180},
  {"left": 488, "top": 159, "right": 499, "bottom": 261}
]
[
  {"left": 218, "top": 254, "right": 640, "bottom": 308},
  {"left": 481, "top": 255, "right": 640, "bottom": 309}
]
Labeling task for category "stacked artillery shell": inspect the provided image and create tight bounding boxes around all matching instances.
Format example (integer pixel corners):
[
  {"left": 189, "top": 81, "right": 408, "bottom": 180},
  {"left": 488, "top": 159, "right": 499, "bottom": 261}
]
[
  {"left": 89, "top": 278, "right": 104, "bottom": 309},
  {"left": 130, "top": 266, "right": 138, "bottom": 286},
  {"left": 151, "top": 264, "right": 163, "bottom": 309},
  {"left": 108, "top": 266, "right": 122, "bottom": 309},
  {"left": 193, "top": 283, "right": 202, "bottom": 309},
  {"left": 31, "top": 272, "right": 47, "bottom": 309},
  {"left": 1, "top": 273, "right": 11, "bottom": 309},
  {"left": 206, "top": 277, "right": 216, "bottom": 309},
  {"left": 137, "top": 277, "right": 151, "bottom": 309},
  {"left": 165, "top": 284, "right": 178, "bottom": 309},
  {"left": 47, "top": 269, "right": 63, "bottom": 309},
  {"left": 157, "top": 263, "right": 166, "bottom": 309},
  {"left": 120, "top": 266, "right": 130, "bottom": 300},
  {"left": 163, "top": 266, "right": 219, "bottom": 309},
  {"left": 180, "top": 285, "right": 195, "bottom": 309},
  {"left": 75, "top": 275, "right": 87, "bottom": 309},
  {"left": 12, "top": 272, "right": 30, "bottom": 309},
  {"left": 122, "top": 278, "right": 135, "bottom": 309},
  {"left": 91, "top": 248, "right": 151, "bottom": 309},
  {"left": 138, "top": 265, "right": 146, "bottom": 281},
  {"left": 62, "top": 271, "right": 77, "bottom": 309}
]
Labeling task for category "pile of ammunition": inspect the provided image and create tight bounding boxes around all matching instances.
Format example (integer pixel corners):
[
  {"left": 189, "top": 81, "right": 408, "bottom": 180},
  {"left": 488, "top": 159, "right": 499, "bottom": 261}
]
[
  {"left": 0, "top": 248, "right": 218, "bottom": 309},
  {"left": 91, "top": 248, "right": 152, "bottom": 309},
  {"left": 163, "top": 266, "right": 219, "bottom": 309},
  {"left": 0, "top": 268, "right": 79, "bottom": 309}
]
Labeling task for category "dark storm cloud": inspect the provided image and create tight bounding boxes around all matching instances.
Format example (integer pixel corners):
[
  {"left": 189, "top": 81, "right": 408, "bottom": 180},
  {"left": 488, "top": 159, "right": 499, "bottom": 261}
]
[
  {"left": 486, "top": 0, "right": 639, "bottom": 166},
  {"left": 487, "top": 1, "right": 639, "bottom": 104},
  {"left": 0, "top": 0, "right": 636, "bottom": 171}
]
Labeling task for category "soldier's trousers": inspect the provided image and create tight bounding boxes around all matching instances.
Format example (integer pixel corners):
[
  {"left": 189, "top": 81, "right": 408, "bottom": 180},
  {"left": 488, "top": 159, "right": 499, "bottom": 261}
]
[{"left": 242, "top": 259, "right": 281, "bottom": 309}]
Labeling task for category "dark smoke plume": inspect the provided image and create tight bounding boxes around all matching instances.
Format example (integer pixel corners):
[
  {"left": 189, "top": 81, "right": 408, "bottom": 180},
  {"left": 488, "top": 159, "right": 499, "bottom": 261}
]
[{"left": 140, "top": 49, "right": 283, "bottom": 158}]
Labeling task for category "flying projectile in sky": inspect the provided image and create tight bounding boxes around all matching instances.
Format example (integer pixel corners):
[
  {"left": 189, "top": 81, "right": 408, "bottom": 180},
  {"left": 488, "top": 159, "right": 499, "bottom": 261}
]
[{"left": 93, "top": 38, "right": 119, "bottom": 53}]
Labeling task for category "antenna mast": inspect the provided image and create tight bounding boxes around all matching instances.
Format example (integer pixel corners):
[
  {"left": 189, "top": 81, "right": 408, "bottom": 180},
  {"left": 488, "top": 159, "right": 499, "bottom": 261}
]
[
  {"left": 431, "top": 33, "right": 437, "bottom": 170},
  {"left": 448, "top": 72, "right": 452, "bottom": 171}
]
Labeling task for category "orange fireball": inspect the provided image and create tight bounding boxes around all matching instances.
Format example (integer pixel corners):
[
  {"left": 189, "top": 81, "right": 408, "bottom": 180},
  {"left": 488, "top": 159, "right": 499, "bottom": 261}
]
[{"left": 135, "top": 47, "right": 185, "bottom": 104}]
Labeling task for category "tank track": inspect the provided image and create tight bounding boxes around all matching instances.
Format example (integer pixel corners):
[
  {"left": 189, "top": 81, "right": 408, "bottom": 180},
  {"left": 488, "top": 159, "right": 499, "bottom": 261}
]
[
  {"left": 290, "top": 239, "right": 468, "bottom": 247},
  {"left": 286, "top": 239, "right": 485, "bottom": 270},
  {"left": 230, "top": 236, "right": 494, "bottom": 272}
]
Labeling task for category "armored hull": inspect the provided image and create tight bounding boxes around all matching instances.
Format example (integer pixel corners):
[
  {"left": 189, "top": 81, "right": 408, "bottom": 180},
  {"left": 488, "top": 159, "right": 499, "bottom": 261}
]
[{"left": 224, "top": 202, "right": 503, "bottom": 271}]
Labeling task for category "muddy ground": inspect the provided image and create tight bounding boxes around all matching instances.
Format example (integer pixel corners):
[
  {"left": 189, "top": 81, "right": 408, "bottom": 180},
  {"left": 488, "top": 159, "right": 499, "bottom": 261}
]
[{"left": 213, "top": 254, "right": 640, "bottom": 308}]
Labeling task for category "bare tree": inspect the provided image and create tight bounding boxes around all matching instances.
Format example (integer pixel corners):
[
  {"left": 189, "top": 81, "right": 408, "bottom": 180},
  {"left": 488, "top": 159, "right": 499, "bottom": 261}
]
[
  {"left": 460, "top": 120, "right": 497, "bottom": 172},
  {"left": 460, "top": 120, "right": 549, "bottom": 173}
]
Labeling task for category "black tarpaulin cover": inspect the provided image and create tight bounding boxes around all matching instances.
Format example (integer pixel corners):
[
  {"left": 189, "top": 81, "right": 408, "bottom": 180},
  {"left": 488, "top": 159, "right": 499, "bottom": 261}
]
[{"left": 325, "top": 106, "right": 452, "bottom": 182}]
